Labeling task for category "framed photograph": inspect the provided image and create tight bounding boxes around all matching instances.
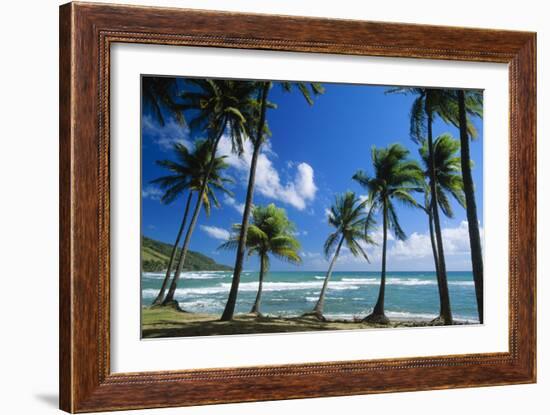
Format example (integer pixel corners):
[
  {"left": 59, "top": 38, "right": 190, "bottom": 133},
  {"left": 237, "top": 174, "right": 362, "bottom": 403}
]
[{"left": 59, "top": 2, "right": 536, "bottom": 412}]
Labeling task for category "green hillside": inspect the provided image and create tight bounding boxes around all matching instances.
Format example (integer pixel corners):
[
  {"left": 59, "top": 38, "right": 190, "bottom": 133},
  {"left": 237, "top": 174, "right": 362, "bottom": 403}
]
[{"left": 142, "top": 236, "right": 232, "bottom": 272}]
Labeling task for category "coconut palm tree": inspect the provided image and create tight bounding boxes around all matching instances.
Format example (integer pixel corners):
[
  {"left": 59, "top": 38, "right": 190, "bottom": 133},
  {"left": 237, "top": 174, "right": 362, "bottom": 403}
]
[
  {"left": 162, "top": 80, "right": 257, "bottom": 306},
  {"left": 419, "top": 183, "right": 440, "bottom": 280},
  {"left": 149, "top": 140, "right": 235, "bottom": 306},
  {"left": 142, "top": 76, "right": 185, "bottom": 127},
  {"left": 458, "top": 90, "right": 484, "bottom": 322},
  {"left": 386, "top": 87, "right": 457, "bottom": 324},
  {"left": 419, "top": 134, "right": 466, "bottom": 322},
  {"left": 305, "top": 192, "right": 376, "bottom": 321},
  {"left": 447, "top": 90, "right": 484, "bottom": 323},
  {"left": 220, "top": 204, "right": 302, "bottom": 315},
  {"left": 221, "top": 81, "right": 324, "bottom": 321},
  {"left": 353, "top": 144, "right": 423, "bottom": 324}
]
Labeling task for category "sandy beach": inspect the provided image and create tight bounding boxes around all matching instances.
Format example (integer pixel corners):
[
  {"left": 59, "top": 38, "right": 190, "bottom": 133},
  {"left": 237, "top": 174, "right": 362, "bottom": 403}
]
[{"left": 141, "top": 306, "right": 456, "bottom": 338}]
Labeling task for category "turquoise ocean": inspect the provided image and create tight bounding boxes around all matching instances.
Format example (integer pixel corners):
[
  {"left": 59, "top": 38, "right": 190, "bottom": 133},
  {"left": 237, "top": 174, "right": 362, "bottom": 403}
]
[{"left": 141, "top": 270, "right": 479, "bottom": 323}]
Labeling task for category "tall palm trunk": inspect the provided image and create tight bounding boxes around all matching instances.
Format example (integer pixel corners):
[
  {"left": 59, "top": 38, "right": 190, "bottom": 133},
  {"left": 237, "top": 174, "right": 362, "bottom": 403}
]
[
  {"left": 250, "top": 253, "right": 267, "bottom": 315},
  {"left": 221, "top": 82, "right": 271, "bottom": 321},
  {"left": 312, "top": 236, "right": 345, "bottom": 319},
  {"left": 366, "top": 199, "right": 389, "bottom": 323},
  {"left": 458, "top": 90, "right": 484, "bottom": 324},
  {"left": 427, "top": 209, "right": 445, "bottom": 317},
  {"left": 152, "top": 192, "right": 193, "bottom": 306},
  {"left": 426, "top": 98, "right": 453, "bottom": 324},
  {"left": 428, "top": 210, "right": 440, "bottom": 278},
  {"left": 429, "top": 207, "right": 449, "bottom": 319},
  {"left": 162, "top": 132, "right": 225, "bottom": 306}
]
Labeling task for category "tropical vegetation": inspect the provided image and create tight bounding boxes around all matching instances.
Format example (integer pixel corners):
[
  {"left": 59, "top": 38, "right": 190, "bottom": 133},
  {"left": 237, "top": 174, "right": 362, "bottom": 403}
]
[
  {"left": 149, "top": 140, "right": 234, "bottom": 306},
  {"left": 353, "top": 144, "right": 423, "bottom": 323},
  {"left": 220, "top": 203, "right": 302, "bottom": 315},
  {"left": 142, "top": 76, "right": 484, "bottom": 331},
  {"left": 305, "top": 191, "right": 376, "bottom": 320}
]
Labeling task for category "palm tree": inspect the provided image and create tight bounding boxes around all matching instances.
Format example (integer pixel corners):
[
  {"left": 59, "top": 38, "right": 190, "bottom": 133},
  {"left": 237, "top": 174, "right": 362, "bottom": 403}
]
[
  {"left": 305, "top": 192, "right": 375, "bottom": 321},
  {"left": 386, "top": 87, "right": 456, "bottom": 324},
  {"left": 161, "top": 80, "right": 257, "bottom": 306},
  {"left": 453, "top": 90, "right": 484, "bottom": 323},
  {"left": 419, "top": 183, "right": 440, "bottom": 280},
  {"left": 220, "top": 204, "right": 302, "bottom": 315},
  {"left": 419, "top": 134, "right": 466, "bottom": 323},
  {"left": 142, "top": 76, "right": 185, "bottom": 127},
  {"left": 353, "top": 144, "right": 423, "bottom": 324},
  {"left": 221, "top": 81, "right": 324, "bottom": 321},
  {"left": 149, "top": 140, "right": 234, "bottom": 306}
]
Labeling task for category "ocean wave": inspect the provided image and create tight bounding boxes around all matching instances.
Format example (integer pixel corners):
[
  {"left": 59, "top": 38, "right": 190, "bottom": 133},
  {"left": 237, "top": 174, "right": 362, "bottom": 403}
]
[
  {"left": 142, "top": 277, "right": 473, "bottom": 299},
  {"left": 179, "top": 298, "right": 224, "bottom": 310},
  {"left": 385, "top": 310, "right": 436, "bottom": 320},
  {"left": 324, "top": 311, "right": 436, "bottom": 321},
  {"left": 341, "top": 277, "right": 473, "bottom": 287},
  {"left": 142, "top": 271, "right": 228, "bottom": 280}
]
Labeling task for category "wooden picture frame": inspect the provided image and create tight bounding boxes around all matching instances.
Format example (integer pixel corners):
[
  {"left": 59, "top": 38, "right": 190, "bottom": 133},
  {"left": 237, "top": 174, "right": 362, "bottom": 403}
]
[{"left": 59, "top": 2, "right": 536, "bottom": 412}]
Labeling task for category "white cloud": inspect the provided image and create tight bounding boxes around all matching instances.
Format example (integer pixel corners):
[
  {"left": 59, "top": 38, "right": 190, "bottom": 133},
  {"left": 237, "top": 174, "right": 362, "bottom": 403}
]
[
  {"left": 142, "top": 185, "right": 163, "bottom": 201},
  {"left": 390, "top": 221, "right": 483, "bottom": 260},
  {"left": 358, "top": 194, "right": 370, "bottom": 205},
  {"left": 301, "top": 221, "right": 483, "bottom": 271},
  {"left": 200, "top": 225, "right": 230, "bottom": 241},
  {"left": 216, "top": 135, "right": 317, "bottom": 210},
  {"left": 223, "top": 195, "right": 245, "bottom": 215},
  {"left": 390, "top": 232, "right": 433, "bottom": 259},
  {"left": 371, "top": 226, "right": 394, "bottom": 245},
  {"left": 142, "top": 115, "right": 192, "bottom": 151},
  {"left": 442, "top": 221, "right": 480, "bottom": 255},
  {"left": 302, "top": 251, "right": 321, "bottom": 258}
]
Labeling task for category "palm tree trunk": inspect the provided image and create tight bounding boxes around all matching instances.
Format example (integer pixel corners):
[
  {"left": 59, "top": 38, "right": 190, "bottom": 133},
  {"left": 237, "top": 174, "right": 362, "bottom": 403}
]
[
  {"left": 152, "top": 192, "right": 193, "bottom": 306},
  {"left": 365, "top": 199, "right": 389, "bottom": 323},
  {"left": 250, "top": 253, "right": 267, "bottom": 315},
  {"left": 312, "top": 236, "right": 344, "bottom": 318},
  {"left": 162, "top": 132, "right": 225, "bottom": 306},
  {"left": 458, "top": 90, "right": 484, "bottom": 324},
  {"left": 221, "top": 82, "right": 271, "bottom": 321},
  {"left": 428, "top": 210, "right": 440, "bottom": 277},
  {"left": 426, "top": 98, "right": 453, "bottom": 325},
  {"left": 428, "top": 206, "right": 445, "bottom": 316}
]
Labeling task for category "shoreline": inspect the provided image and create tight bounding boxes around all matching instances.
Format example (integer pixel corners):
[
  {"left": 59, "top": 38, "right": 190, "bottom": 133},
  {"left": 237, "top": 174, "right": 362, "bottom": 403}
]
[{"left": 141, "top": 307, "right": 476, "bottom": 338}]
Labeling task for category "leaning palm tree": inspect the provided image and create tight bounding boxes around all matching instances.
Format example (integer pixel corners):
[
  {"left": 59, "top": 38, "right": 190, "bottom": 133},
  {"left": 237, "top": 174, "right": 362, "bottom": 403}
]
[
  {"left": 419, "top": 134, "right": 466, "bottom": 323},
  {"left": 386, "top": 87, "right": 456, "bottom": 324},
  {"left": 353, "top": 144, "right": 423, "bottom": 324},
  {"left": 221, "top": 81, "right": 325, "bottom": 321},
  {"left": 161, "top": 80, "right": 258, "bottom": 306},
  {"left": 149, "top": 140, "right": 234, "bottom": 306},
  {"left": 439, "top": 90, "right": 484, "bottom": 323},
  {"left": 220, "top": 204, "right": 302, "bottom": 315},
  {"left": 306, "top": 192, "right": 376, "bottom": 321}
]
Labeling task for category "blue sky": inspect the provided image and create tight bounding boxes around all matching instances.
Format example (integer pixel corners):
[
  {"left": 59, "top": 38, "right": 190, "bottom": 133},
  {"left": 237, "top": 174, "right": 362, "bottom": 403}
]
[{"left": 142, "top": 79, "right": 483, "bottom": 272}]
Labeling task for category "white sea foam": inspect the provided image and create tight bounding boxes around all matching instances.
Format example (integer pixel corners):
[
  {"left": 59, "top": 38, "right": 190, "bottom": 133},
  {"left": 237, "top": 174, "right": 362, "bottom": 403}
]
[
  {"left": 385, "top": 310, "right": 436, "bottom": 320},
  {"left": 142, "top": 276, "right": 473, "bottom": 299},
  {"left": 341, "top": 277, "right": 378, "bottom": 283},
  {"left": 142, "top": 271, "right": 228, "bottom": 280},
  {"left": 179, "top": 298, "right": 224, "bottom": 310},
  {"left": 340, "top": 277, "right": 473, "bottom": 287},
  {"left": 325, "top": 310, "right": 479, "bottom": 324}
]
